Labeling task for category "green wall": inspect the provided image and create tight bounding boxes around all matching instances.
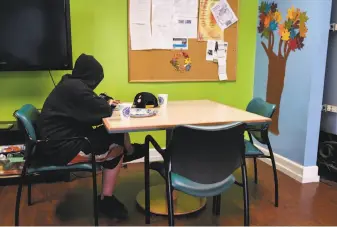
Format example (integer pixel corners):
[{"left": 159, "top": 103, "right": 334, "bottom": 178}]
[{"left": 0, "top": 0, "right": 258, "bottom": 145}]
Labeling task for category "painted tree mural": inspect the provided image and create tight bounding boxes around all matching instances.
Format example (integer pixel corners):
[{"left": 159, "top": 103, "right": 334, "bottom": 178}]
[{"left": 258, "top": 2, "right": 309, "bottom": 135}]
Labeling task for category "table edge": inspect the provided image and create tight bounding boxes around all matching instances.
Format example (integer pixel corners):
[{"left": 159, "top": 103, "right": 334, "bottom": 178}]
[{"left": 102, "top": 117, "right": 270, "bottom": 133}]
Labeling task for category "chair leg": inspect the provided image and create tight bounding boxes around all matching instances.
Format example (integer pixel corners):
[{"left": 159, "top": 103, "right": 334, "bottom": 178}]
[
  {"left": 253, "top": 157, "right": 258, "bottom": 184},
  {"left": 212, "top": 196, "right": 217, "bottom": 215},
  {"left": 92, "top": 167, "right": 99, "bottom": 226},
  {"left": 242, "top": 164, "right": 250, "bottom": 226},
  {"left": 165, "top": 174, "right": 175, "bottom": 226},
  {"left": 27, "top": 182, "right": 32, "bottom": 206},
  {"left": 15, "top": 161, "right": 30, "bottom": 227},
  {"left": 268, "top": 143, "right": 279, "bottom": 207},
  {"left": 15, "top": 179, "right": 24, "bottom": 226},
  {"left": 144, "top": 147, "right": 151, "bottom": 224},
  {"left": 216, "top": 195, "right": 221, "bottom": 216}
]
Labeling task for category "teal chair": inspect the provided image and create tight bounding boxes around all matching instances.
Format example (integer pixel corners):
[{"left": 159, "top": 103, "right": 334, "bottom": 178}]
[
  {"left": 13, "top": 104, "right": 99, "bottom": 226},
  {"left": 144, "top": 123, "right": 250, "bottom": 226},
  {"left": 245, "top": 98, "right": 278, "bottom": 207}
]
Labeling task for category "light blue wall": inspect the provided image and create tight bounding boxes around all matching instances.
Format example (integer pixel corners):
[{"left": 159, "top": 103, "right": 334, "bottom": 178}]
[{"left": 254, "top": 0, "right": 332, "bottom": 166}]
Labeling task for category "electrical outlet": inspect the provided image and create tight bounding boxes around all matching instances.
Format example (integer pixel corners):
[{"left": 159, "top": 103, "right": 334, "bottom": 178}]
[
  {"left": 331, "top": 105, "right": 337, "bottom": 113},
  {"left": 322, "top": 104, "right": 337, "bottom": 113},
  {"left": 330, "top": 23, "right": 337, "bottom": 31}
]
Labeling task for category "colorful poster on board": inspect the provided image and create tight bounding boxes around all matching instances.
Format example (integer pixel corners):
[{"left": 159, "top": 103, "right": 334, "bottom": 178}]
[{"left": 198, "top": 0, "right": 224, "bottom": 41}]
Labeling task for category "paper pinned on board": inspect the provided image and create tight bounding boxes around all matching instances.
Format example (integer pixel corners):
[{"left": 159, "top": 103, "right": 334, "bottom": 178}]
[
  {"left": 206, "top": 40, "right": 228, "bottom": 61},
  {"left": 173, "top": 38, "right": 188, "bottom": 50},
  {"left": 218, "top": 57, "right": 226, "bottom": 66},
  {"left": 129, "top": 0, "right": 199, "bottom": 50},
  {"left": 218, "top": 65, "right": 228, "bottom": 81},
  {"left": 217, "top": 42, "right": 228, "bottom": 81},
  {"left": 198, "top": 0, "right": 224, "bottom": 41},
  {"left": 215, "top": 41, "right": 228, "bottom": 61},
  {"left": 172, "top": 0, "right": 198, "bottom": 38},
  {"left": 151, "top": 23, "right": 173, "bottom": 49},
  {"left": 206, "top": 40, "right": 216, "bottom": 61},
  {"left": 211, "top": 0, "right": 238, "bottom": 31},
  {"left": 173, "top": 0, "right": 199, "bottom": 18},
  {"left": 152, "top": 0, "right": 174, "bottom": 24},
  {"left": 172, "top": 17, "right": 197, "bottom": 38},
  {"left": 129, "top": 0, "right": 152, "bottom": 50},
  {"left": 206, "top": 40, "right": 229, "bottom": 80},
  {"left": 130, "top": 23, "right": 152, "bottom": 50},
  {"left": 130, "top": 0, "right": 151, "bottom": 23},
  {"left": 151, "top": 0, "right": 174, "bottom": 49}
]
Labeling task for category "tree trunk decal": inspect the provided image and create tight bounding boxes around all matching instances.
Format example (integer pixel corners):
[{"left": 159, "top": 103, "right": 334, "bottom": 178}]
[{"left": 258, "top": 2, "right": 309, "bottom": 135}]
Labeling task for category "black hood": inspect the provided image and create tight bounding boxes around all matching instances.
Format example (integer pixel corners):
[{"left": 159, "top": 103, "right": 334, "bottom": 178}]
[{"left": 68, "top": 54, "right": 104, "bottom": 89}]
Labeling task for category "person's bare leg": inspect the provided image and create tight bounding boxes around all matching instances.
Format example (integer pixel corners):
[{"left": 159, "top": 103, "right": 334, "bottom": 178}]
[
  {"left": 101, "top": 155, "right": 124, "bottom": 199},
  {"left": 100, "top": 134, "right": 137, "bottom": 197},
  {"left": 124, "top": 133, "right": 134, "bottom": 154}
]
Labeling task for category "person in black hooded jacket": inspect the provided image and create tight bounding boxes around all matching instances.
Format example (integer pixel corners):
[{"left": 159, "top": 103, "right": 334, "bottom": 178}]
[{"left": 37, "top": 53, "right": 144, "bottom": 220}]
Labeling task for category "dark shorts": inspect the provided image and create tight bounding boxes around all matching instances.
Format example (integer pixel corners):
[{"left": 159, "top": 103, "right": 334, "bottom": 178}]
[
  {"left": 36, "top": 126, "right": 126, "bottom": 169},
  {"left": 80, "top": 126, "right": 125, "bottom": 169},
  {"left": 83, "top": 126, "right": 124, "bottom": 154}
]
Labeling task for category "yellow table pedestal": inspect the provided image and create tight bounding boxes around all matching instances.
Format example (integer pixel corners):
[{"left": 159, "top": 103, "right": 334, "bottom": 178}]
[{"left": 136, "top": 184, "right": 207, "bottom": 216}]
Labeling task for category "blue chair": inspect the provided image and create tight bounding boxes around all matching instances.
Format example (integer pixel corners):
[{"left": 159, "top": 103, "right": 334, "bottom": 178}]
[
  {"left": 13, "top": 104, "right": 99, "bottom": 226},
  {"left": 245, "top": 97, "right": 278, "bottom": 207},
  {"left": 144, "top": 123, "right": 250, "bottom": 226}
]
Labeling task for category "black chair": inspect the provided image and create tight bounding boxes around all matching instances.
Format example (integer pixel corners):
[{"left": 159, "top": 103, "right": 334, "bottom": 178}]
[
  {"left": 144, "top": 122, "right": 250, "bottom": 226},
  {"left": 13, "top": 104, "right": 99, "bottom": 226},
  {"left": 245, "top": 97, "right": 278, "bottom": 207}
]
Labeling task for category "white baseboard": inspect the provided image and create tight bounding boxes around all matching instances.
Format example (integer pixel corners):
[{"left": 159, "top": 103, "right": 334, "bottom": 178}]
[
  {"left": 255, "top": 145, "right": 320, "bottom": 184},
  {"left": 129, "top": 147, "right": 320, "bottom": 184}
]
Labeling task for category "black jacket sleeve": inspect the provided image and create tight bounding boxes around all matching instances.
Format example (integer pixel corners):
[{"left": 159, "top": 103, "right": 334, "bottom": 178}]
[{"left": 67, "top": 81, "right": 113, "bottom": 125}]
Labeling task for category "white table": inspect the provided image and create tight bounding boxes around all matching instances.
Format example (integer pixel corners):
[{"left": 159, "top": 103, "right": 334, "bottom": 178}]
[{"left": 103, "top": 100, "right": 270, "bottom": 216}]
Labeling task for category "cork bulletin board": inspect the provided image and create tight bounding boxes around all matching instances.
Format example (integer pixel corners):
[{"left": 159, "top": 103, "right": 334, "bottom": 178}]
[{"left": 128, "top": 0, "right": 239, "bottom": 82}]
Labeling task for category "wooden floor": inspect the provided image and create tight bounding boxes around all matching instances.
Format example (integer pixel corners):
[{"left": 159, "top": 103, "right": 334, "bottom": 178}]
[{"left": 1, "top": 160, "right": 337, "bottom": 226}]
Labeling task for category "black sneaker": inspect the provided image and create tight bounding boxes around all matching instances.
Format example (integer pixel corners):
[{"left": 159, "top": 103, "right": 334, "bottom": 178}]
[
  {"left": 123, "top": 143, "right": 147, "bottom": 163},
  {"left": 97, "top": 195, "right": 128, "bottom": 220}
]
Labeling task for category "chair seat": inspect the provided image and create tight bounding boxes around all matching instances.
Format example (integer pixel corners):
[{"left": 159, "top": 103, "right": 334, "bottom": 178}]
[
  {"left": 171, "top": 172, "right": 235, "bottom": 197},
  {"left": 245, "top": 139, "right": 264, "bottom": 156},
  {"left": 28, "top": 163, "right": 93, "bottom": 174}
]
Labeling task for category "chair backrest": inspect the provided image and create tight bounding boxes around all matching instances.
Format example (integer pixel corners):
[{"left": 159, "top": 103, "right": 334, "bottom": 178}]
[
  {"left": 13, "top": 104, "right": 40, "bottom": 157},
  {"left": 246, "top": 98, "right": 276, "bottom": 144},
  {"left": 167, "top": 122, "right": 246, "bottom": 184}
]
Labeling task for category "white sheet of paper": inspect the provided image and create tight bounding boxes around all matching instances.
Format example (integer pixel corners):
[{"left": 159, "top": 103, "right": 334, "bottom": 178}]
[
  {"left": 151, "top": 23, "right": 173, "bottom": 49},
  {"left": 219, "top": 73, "right": 228, "bottom": 81},
  {"left": 217, "top": 49, "right": 225, "bottom": 58},
  {"left": 224, "top": 42, "right": 228, "bottom": 59},
  {"left": 217, "top": 43, "right": 225, "bottom": 50},
  {"left": 172, "top": 17, "right": 197, "bottom": 38},
  {"left": 220, "top": 42, "right": 228, "bottom": 60},
  {"left": 211, "top": 0, "right": 238, "bottom": 30},
  {"left": 218, "top": 57, "right": 226, "bottom": 66},
  {"left": 213, "top": 41, "right": 228, "bottom": 62},
  {"left": 152, "top": 0, "right": 174, "bottom": 24},
  {"left": 130, "top": 23, "right": 152, "bottom": 50},
  {"left": 218, "top": 65, "right": 228, "bottom": 81},
  {"left": 173, "top": 38, "right": 188, "bottom": 50},
  {"left": 129, "top": 0, "right": 151, "bottom": 23},
  {"left": 206, "top": 40, "right": 216, "bottom": 61},
  {"left": 173, "top": 0, "right": 199, "bottom": 18}
]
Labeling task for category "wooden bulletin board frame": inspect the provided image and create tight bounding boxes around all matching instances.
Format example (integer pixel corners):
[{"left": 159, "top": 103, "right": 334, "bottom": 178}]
[{"left": 128, "top": 0, "right": 239, "bottom": 82}]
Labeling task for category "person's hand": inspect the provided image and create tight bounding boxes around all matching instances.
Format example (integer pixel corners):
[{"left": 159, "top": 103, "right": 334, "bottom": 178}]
[{"left": 108, "top": 99, "right": 120, "bottom": 106}]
